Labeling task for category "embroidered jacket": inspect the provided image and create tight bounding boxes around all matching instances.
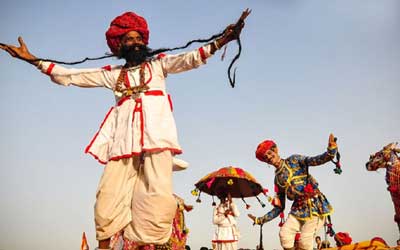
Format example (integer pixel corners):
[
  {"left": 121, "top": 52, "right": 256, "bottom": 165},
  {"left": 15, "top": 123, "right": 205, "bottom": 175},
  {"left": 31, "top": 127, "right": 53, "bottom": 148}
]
[{"left": 257, "top": 147, "right": 337, "bottom": 223}]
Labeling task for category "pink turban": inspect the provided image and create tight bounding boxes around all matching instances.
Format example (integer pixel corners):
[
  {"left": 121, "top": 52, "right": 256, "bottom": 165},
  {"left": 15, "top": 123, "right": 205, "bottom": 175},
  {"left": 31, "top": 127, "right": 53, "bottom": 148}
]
[
  {"left": 105, "top": 12, "right": 149, "bottom": 55},
  {"left": 255, "top": 140, "right": 276, "bottom": 163}
]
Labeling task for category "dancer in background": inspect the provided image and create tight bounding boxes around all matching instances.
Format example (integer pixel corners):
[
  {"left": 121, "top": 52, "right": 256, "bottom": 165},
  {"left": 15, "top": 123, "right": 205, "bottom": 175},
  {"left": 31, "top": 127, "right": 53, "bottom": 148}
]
[
  {"left": 213, "top": 193, "right": 240, "bottom": 250},
  {"left": 248, "top": 134, "right": 338, "bottom": 250}
]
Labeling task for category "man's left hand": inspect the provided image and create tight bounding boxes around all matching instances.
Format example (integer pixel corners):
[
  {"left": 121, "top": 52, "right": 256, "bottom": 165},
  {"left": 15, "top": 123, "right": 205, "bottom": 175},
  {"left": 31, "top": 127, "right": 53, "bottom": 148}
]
[
  {"left": 223, "top": 8, "right": 251, "bottom": 43},
  {"left": 247, "top": 214, "right": 257, "bottom": 223}
]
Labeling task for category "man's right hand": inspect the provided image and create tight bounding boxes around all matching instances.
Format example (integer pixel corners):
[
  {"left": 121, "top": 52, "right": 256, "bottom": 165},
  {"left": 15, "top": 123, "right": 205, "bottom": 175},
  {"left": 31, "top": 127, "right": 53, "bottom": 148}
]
[
  {"left": 227, "top": 193, "right": 232, "bottom": 204},
  {"left": 224, "top": 210, "right": 233, "bottom": 217},
  {"left": 0, "top": 36, "right": 38, "bottom": 65},
  {"left": 247, "top": 213, "right": 256, "bottom": 223}
]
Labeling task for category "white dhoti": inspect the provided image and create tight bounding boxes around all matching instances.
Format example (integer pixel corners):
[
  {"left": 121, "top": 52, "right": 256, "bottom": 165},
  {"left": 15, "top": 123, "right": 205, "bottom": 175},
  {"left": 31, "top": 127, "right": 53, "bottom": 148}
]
[
  {"left": 95, "top": 150, "right": 176, "bottom": 245},
  {"left": 279, "top": 214, "right": 326, "bottom": 250},
  {"left": 214, "top": 241, "right": 238, "bottom": 250},
  {"left": 213, "top": 230, "right": 239, "bottom": 250}
]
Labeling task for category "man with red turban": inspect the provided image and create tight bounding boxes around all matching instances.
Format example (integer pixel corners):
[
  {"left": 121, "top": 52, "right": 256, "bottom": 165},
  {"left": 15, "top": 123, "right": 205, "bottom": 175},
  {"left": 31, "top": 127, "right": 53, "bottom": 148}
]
[
  {"left": 0, "top": 11, "right": 247, "bottom": 250},
  {"left": 105, "top": 12, "right": 150, "bottom": 55},
  {"left": 334, "top": 232, "right": 352, "bottom": 247},
  {"left": 248, "top": 134, "right": 338, "bottom": 250}
]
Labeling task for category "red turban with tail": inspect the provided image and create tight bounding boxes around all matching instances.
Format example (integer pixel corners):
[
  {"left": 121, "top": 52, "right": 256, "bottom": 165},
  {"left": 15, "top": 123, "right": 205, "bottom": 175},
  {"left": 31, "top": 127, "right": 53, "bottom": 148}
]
[
  {"left": 334, "top": 232, "right": 352, "bottom": 246},
  {"left": 255, "top": 140, "right": 276, "bottom": 163},
  {"left": 105, "top": 12, "right": 149, "bottom": 55}
]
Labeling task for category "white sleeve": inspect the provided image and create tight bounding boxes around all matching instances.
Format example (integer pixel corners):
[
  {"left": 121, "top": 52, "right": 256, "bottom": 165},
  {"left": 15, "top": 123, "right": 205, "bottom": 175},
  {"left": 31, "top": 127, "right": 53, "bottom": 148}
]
[
  {"left": 38, "top": 61, "right": 115, "bottom": 89},
  {"left": 231, "top": 203, "right": 240, "bottom": 217},
  {"left": 159, "top": 44, "right": 213, "bottom": 76},
  {"left": 213, "top": 206, "right": 226, "bottom": 225}
]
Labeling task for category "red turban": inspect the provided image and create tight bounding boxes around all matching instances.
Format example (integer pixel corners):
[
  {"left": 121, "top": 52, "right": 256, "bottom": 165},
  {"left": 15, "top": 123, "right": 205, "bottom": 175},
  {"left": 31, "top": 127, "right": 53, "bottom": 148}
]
[
  {"left": 255, "top": 140, "right": 276, "bottom": 162},
  {"left": 334, "top": 232, "right": 352, "bottom": 246},
  {"left": 105, "top": 12, "right": 149, "bottom": 55}
]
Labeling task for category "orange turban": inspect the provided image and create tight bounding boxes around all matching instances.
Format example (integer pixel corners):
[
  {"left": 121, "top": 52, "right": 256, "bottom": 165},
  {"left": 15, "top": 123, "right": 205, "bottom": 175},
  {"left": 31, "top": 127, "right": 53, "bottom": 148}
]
[
  {"left": 105, "top": 12, "right": 149, "bottom": 55},
  {"left": 255, "top": 140, "right": 276, "bottom": 162}
]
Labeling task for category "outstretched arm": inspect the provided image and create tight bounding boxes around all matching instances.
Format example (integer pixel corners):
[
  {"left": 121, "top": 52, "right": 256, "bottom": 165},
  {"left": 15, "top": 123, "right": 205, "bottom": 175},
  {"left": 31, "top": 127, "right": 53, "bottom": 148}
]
[
  {"left": 248, "top": 189, "right": 286, "bottom": 225},
  {"left": 299, "top": 133, "right": 338, "bottom": 167},
  {"left": 160, "top": 9, "right": 251, "bottom": 75},
  {"left": 0, "top": 37, "right": 39, "bottom": 66},
  {"left": 1, "top": 37, "right": 114, "bottom": 89}
]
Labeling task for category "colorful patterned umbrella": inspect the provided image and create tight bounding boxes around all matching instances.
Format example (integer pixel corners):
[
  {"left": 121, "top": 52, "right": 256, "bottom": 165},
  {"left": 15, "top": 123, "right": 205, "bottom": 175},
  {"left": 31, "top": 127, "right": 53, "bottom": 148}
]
[{"left": 193, "top": 166, "right": 266, "bottom": 207}]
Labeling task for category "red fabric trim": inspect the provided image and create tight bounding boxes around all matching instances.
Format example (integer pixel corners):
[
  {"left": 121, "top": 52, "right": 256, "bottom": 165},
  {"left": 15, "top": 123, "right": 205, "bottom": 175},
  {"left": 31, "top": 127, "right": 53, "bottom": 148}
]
[
  {"left": 84, "top": 107, "right": 115, "bottom": 154},
  {"left": 129, "top": 90, "right": 164, "bottom": 147},
  {"left": 109, "top": 152, "right": 143, "bottom": 162},
  {"left": 157, "top": 53, "right": 166, "bottom": 59},
  {"left": 46, "top": 63, "right": 55, "bottom": 75},
  {"left": 102, "top": 65, "right": 112, "bottom": 71},
  {"left": 117, "top": 96, "right": 130, "bottom": 106},
  {"left": 211, "top": 240, "right": 238, "bottom": 243},
  {"left": 131, "top": 100, "right": 138, "bottom": 149},
  {"left": 117, "top": 91, "right": 163, "bottom": 106},
  {"left": 87, "top": 151, "right": 108, "bottom": 165},
  {"left": 168, "top": 94, "right": 173, "bottom": 112},
  {"left": 140, "top": 103, "right": 144, "bottom": 146},
  {"left": 124, "top": 71, "right": 131, "bottom": 88},
  {"left": 145, "top": 90, "right": 163, "bottom": 96},
  {"left": 88, "top": 148, "right": 183, "bottom": 165},
  {"left": 134, "top": 102, "right": 142, "bottom": 112},
  {"left": 129, "top": 98, "right": 143, "bottom": 147},
  {"left": 86, "top": 89, "right": 177, "bottom": 165},
  {"left": 141, "top": 148, "right": 182, "bottom": 154},
  {"left": 199, "top": 47, "right": 206, "bottom": 62},
  {"left": 144, "top": 62, "right": 152, "bottom": 84}
]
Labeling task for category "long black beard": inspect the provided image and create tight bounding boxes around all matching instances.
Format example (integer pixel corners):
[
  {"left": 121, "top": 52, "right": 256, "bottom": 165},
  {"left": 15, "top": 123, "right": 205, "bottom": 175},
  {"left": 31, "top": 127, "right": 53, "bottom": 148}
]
[{"left": 118, "top": 44, "right": 152, "bottom": 65}]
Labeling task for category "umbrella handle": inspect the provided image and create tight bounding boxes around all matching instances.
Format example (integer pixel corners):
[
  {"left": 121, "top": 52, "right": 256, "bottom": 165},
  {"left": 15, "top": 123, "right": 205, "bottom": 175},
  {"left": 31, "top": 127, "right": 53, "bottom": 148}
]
[{"left": 258, "top": 223, "right": 264, "bottom": 250}]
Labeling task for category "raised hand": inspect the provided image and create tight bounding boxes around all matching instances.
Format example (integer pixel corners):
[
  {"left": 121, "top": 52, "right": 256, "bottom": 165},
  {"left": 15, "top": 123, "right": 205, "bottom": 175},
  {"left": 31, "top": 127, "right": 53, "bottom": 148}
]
[
  {"left": 224, "top": 209, "right": 233, "bottom": 217},
  {"left": 184, "top": 204, "right": 193, "bottom": 212},
  {"left": 0, "top": 37, "right": 38, "bottom": 65},
  {"left": 227, "top": 193, "right": 232, "bottom": 204},
  {"left": 328, "top": 133, "right": 337, "bottom": 149},
  {"left": 221, "top": 8, "right": 251, "bottom": 44}
]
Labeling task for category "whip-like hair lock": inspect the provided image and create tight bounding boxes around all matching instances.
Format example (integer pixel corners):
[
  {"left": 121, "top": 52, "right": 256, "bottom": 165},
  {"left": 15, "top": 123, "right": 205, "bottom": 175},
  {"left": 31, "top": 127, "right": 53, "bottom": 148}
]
[
  {"left": 1, "top": 30, "right": 225, "bottom": 65},
  {"left": 1, "top": 9, "right": 249, "bottom": 87},
  {"left": 0, "top": 42, "right": 115, "bottom": 65}
]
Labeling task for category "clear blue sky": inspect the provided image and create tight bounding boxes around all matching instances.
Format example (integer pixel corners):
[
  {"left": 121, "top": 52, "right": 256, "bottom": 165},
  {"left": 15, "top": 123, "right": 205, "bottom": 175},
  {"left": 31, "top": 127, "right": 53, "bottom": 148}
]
[{"left": 1, "top": 1, "right": 399, "bottom": 249}]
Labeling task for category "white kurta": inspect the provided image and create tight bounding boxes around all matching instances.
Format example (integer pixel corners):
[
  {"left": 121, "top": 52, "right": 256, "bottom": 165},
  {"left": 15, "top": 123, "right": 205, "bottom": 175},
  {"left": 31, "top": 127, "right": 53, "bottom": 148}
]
[
  {"left": 212, "top": 201, "right": 240, "bottom": 249},
  {"left": 38, "top": 45, "right": 212, "bottom": 164}
]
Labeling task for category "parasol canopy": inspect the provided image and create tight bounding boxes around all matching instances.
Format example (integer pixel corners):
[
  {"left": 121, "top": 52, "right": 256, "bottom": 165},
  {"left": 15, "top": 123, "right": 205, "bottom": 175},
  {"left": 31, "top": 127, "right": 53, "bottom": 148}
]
[{"left": 194, "top": 166, "right": 264, "bottom": 199}]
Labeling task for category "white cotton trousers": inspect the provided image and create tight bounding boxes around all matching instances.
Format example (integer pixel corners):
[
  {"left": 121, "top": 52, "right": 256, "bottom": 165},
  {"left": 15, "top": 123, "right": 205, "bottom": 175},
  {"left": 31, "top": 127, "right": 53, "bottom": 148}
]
[
  {"left": 94, "top": 150, "right": 176, "bottom": 245},
  {"left": 279, "top": 214, "right": 326, "bottom": 250}
]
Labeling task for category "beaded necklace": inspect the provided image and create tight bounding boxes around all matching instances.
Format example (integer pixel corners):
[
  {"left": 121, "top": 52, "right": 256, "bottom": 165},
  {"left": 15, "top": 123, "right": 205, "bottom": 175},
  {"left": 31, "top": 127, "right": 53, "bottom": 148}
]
[{"left": 114, "top": 62, "right": 149, "bottom": 98}]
